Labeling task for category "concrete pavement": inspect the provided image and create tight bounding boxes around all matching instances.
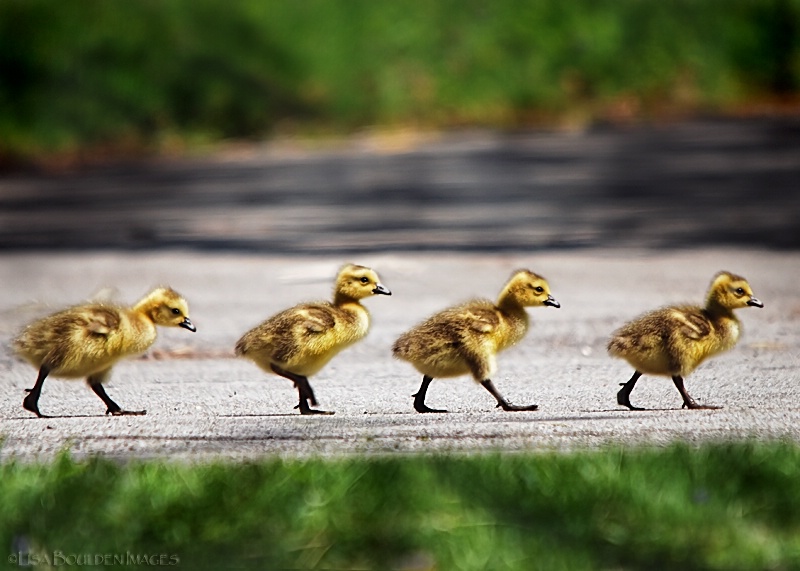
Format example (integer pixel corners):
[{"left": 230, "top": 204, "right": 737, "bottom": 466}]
[{"left": 1, "top": 249, "right": 797, "bottom": 460}]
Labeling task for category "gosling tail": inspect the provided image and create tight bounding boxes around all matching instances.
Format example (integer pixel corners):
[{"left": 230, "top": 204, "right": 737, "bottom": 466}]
[
  {"left": 607, "top": 335, "right": 631, "bottom": 358},
  {"left": 234, "top": 338, "right": 248, "bottom": 357}
]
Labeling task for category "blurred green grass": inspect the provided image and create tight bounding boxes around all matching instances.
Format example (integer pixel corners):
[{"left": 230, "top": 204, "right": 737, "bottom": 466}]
[
  {"left": 1, "top": 0, "right": 799, "bottom": 163},
  {"left": 0, "top": 0, "right": 800, "bottom": 160},
  {"left": 2, "top": 442, "right": 800, "bottom": 570}
]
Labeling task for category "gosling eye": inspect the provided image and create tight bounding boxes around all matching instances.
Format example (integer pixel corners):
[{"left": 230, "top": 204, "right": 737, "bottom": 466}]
[
  {"left": 534, "top": 286, "right": 544, "bottom": 293},
  {"left": 171, "top": 308, "right": 181, "bottom": 315},
  {"left": 735, "top": 287, "right": 745, "bottom": 296},
  {"left": 360, "top": 277, "right": 370, "bottom": 284}
]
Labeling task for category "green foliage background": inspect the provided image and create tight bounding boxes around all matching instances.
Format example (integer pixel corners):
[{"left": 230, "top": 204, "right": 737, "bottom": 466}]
[
  {"left": 2, "top": 442, "right": 800, "bottom": 570},
  {"left": 1, "top": 0, "right": 799, "bottom": 161}
]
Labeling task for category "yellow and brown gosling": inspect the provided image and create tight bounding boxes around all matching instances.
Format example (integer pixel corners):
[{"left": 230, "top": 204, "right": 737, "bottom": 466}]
[
  {"left": 14, "top": 287, "right": 196, "bottom": 417},
  {"left": 235, "top": 264, "right": 391, "bottom": 415},
  {"left": 608, "top": 271, "right": 763, "bottom": 410},
  {"left": 392, "top": 269, "right": 560, "bottom": 413}
]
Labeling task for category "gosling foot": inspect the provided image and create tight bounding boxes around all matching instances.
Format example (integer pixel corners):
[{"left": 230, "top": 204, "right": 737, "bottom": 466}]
[
  {"left": 497, "top": 402, "right": 539, "bottom": 412},
  {"left": 480, "top": 380, "right": 537, "bottom": 412},
  {"left": 413, "top": 399, "right": 448, "bottom": 414},
  {"left": 22, "top": 393, "right": 49, "bottom": 418},
  {"left": 90, "top": 382, "right": 145, "bottom": 417},
  {"left": 682, "top": 401, "right": 722, "bottom": 411},
  {"left": 673, "top": 376, "right": 721, "bottom": 411},
  {"left": 296, "top": 402, "right": 335, "bottom": 416},
  {"left": 617, "top": 385, "right": 645, "bottom": 411},
  {"left": 108, "top": 408, "right": 147, "bottom": 416},
  {"left": 412, "top": 376, "right": 446, "bottom": 413}
]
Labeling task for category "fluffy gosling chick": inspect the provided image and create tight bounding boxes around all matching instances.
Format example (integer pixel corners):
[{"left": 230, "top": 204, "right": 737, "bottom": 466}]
[
  {"left": 608, "top": 271, "right": 763, "bottom": 410},
  {"left": 235, "top": 264, "right": 391, "bottom": 415},
  {"left": 14, "top": 287, "right": 196, "bottom": 418},
  {"left": 392, "top": 269, "right": 560, "bottom": 413}
]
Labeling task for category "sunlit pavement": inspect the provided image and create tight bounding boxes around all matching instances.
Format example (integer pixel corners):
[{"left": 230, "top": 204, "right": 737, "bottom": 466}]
[{"left": 1, "top": 249, "right": 797, "bottom": 460}]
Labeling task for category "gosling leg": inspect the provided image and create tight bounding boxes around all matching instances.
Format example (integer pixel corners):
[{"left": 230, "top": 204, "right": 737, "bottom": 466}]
[
  {"left": 672, "top": 375, "right": 721, "bottom": 410},
  {"left": 89, "top": 379, "right": 146, "bottom": 416},
  {"left": 617, "top": 370, "right": 645, "bottom": 411},
  {"left": 23, "top": 365, "right": 50, "bottom": 418},
  {"left": 413, "top": 375, "right": 447, "bottom": 413},
  {"left": 271, "top": 364, "right": 334, "bottom": 415},
  {"left": 480, "top": 379, "right": 538, "bottom": 412}
]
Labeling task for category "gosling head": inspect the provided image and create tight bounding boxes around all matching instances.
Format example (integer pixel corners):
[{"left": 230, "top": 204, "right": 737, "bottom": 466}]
[
  {"left": 499, "top": 269, "right": 560, "bottom": 308},
  {"left": 707, "top": 271, "right": 763, "bottom": 311},
  {"left": 334, "top": 264, "right": 391, "bottom": 301},
  {"left": 141, "top": 287, "right": 197, "bottom": 331}
]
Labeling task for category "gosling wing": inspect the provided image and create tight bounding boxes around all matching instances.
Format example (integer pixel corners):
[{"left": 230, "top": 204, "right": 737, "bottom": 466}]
[
  {"left": 667, "top": 306, "right": 712, "bottom": 342},
  {"left": 461, "top": 305, "right": 502, "bottom": 335},
  {"left": 83, "top": 306, "right": 123, "bottom": 336},
  {"left": 291, "top": 304, "right": 338, "bottom": 335}
]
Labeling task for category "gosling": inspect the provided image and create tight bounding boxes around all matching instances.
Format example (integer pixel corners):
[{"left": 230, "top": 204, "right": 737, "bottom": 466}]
[
  {"left": 392, "top": 269, "right": 560, "bottom": 413},
  {"left": 14, "top": 287, "right": 196, "bottom": 418},
  {"left": 235, "top": 264, "right": 391, "bottom": 415},
  {"left": 608, "top": 271, "right": 763, "bottom": 410}
]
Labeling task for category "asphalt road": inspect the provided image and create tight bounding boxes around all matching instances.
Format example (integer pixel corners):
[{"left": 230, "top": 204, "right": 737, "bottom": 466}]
[
  {"left": 1, "top": 249, "right": 798, "bottom": 460},
  {"left": 1, "top": 118, "right": 799, "bottom": 253}
]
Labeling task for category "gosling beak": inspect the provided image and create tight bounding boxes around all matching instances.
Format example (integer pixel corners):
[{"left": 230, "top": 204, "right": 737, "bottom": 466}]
[
  {"left": 373, "top": 283, "right": 392, "bottom": 296},
  {"left": 544, "top": 295, "right": 561, "bottom": 308},
  {"left": 179, "top": 317, "right": 197, "bottom": 332},
  {"left": 746, "top": 296, "right": 764, "bottom": 308}
]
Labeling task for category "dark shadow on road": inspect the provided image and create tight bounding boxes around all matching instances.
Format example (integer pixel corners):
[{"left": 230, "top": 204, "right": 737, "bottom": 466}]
[{"left": 1, "top": 118, "right": 798, "bottom": 253}]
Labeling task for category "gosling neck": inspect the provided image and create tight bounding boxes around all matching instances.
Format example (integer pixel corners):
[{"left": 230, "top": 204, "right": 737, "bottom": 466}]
[
  {"left": 132, "top": 294, "right": 161, "bottom": 323},
  {"left": 704, "top": 296, "right": 736, "bottom": 320},
  {"left": 497, "top": 293, "right": 526, "bottom": 316},
  {"left": 333, "top": 292, "right": 365, "bottom": 308}
]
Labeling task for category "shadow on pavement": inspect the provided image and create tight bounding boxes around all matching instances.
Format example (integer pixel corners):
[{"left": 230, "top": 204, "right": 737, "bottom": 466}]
[{"left": 1, "top": 118, "right": 799, "bottom": 253}]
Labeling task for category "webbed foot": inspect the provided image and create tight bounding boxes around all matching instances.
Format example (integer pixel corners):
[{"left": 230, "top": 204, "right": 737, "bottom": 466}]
[
  {"left": 296, "top": 402, "right": 334, "bottom": 415},
  {"left": 497, "top": 402, "right": 539, "bottom": 412},
  {"left": 617, "top": 382, "right": 645, "bottom": 411},
  {"left": 682, "top": 401, "right": 722, "bottom": 411},
  {"left": 413, "top": 400, "right": 448, "bottom": 414},
  {"left": 108, "top": 409, "right": 147, "bottom": 416},
  {"left": 22, "top": 393, "right": 48, "bottom": 418}
]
